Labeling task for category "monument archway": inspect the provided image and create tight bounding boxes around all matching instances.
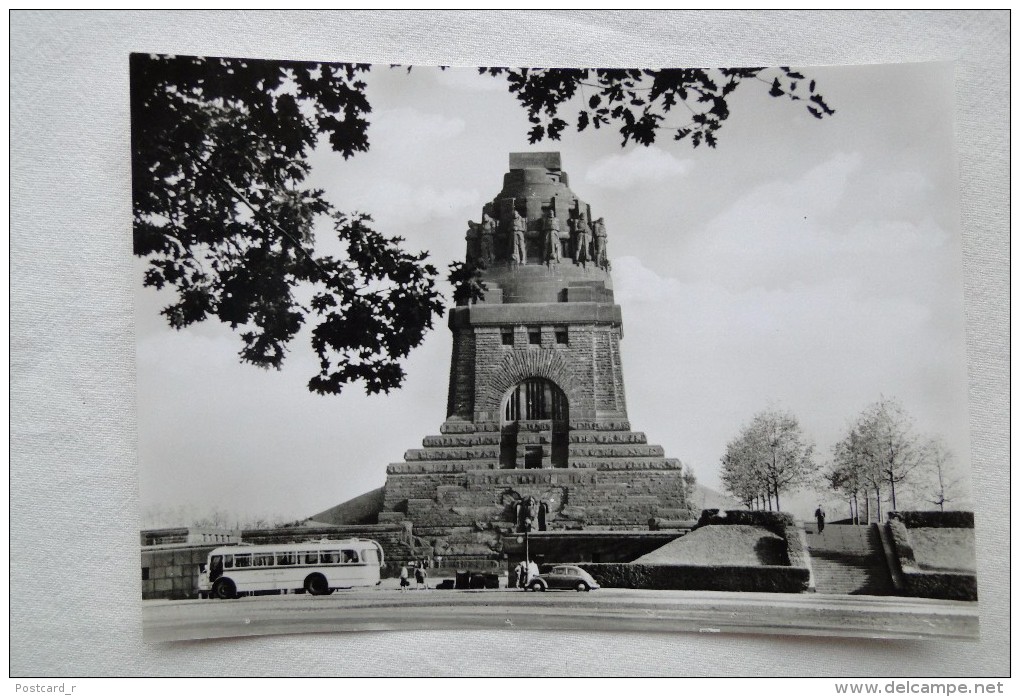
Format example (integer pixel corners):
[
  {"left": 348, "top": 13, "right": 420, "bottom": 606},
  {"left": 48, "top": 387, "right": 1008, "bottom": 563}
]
[{"left": 499, "top": 377, "right": 569, "bottom": 469}]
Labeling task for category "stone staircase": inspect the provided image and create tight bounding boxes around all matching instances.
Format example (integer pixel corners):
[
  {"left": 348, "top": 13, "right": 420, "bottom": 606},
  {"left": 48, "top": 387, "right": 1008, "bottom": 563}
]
[{"left": 806, "top": 523, "right": 894, "bottom": 595}]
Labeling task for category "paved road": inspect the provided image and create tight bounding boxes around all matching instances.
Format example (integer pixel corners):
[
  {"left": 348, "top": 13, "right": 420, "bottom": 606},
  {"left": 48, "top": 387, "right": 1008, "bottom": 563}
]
[{"left": 143, "top": 588, "right": 978, "bottom": 642}]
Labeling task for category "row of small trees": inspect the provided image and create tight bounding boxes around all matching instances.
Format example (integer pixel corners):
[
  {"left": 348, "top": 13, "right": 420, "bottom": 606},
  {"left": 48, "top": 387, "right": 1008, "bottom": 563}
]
[{"left": 720, "top": 398, "right": 963, "bottom": 522}]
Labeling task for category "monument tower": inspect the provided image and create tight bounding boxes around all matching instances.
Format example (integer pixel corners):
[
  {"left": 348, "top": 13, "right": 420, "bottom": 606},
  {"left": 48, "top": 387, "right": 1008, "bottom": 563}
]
[{"left": 379, "top": 153, "right": 694, "bottom": 565}]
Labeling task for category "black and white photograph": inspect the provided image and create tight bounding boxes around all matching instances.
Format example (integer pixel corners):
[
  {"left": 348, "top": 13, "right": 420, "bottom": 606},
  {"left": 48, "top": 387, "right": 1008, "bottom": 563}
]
[
  {"left": 10, "top": 11, "right": 1008, "bottom": 679},
  {"left": 132, "top": 56, "right": 979, "bottom": 642}
]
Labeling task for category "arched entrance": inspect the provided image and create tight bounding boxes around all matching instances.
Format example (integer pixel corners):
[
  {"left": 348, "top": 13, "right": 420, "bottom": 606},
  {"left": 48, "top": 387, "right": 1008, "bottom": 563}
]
[{"left": 500, "top": 378, "right": 569, "bottom": 468}]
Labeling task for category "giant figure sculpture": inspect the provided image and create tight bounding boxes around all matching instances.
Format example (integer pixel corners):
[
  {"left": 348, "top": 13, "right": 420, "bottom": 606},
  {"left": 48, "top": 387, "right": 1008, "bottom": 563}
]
[
  {"left": 572, "top": 213, "right": 592, "bottom": 266},
  {"left": 479, "top": 213, "right": 495, "bottom": 266},
  {"left": 511, "top": 208, "right": 527, "bottom": 265},
  {"left": 593, "top": 217, "right": 609, "bottom": 270},
  {"left": 542, "top": 209, "right": 561, "bottom": 266}
]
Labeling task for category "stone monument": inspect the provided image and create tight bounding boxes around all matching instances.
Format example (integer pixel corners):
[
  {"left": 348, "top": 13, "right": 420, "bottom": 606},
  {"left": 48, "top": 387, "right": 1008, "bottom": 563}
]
[{"left": 378, "top": 152, "right": 694, "bottom": 567}]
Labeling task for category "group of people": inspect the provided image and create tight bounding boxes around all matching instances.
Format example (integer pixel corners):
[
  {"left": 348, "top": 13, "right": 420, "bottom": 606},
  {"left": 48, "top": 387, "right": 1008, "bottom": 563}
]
[{"left": 398, "top": 560, "right": 430, "bottom": 591}]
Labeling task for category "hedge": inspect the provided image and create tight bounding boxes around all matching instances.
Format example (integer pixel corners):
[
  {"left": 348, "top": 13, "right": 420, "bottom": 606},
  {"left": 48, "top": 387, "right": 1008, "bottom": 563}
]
[
  {"left": 696, "top": 509, "right": 795, "bottom": 536},
  {"left": 577, "top": 563, "right": 810, "bottom": 593},
  {"left": 784, "top": 526, "right": 809, "bottom": 569},
  {"left": 901, "top": 571, "right": 978, "bottom": 601},
  {"left": 888, "top": 511, "right": 974, "bottom": 529},
  {"left": 887, "top": 520, "right": 977, "bottom": 601},
  {"left": 887, "top": 520, "right": 917, "bottom": 568}
]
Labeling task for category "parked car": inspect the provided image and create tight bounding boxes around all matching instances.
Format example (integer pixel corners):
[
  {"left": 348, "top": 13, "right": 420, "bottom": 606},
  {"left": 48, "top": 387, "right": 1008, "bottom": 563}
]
[{"left": 526, "top": 565, "right": 600, "bottom": 592}]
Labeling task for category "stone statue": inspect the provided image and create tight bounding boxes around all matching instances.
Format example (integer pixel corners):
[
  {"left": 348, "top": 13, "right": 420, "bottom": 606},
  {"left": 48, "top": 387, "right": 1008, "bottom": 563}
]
[
  {"left": 572, "top": 213, "right": 592, "bottom": 266},
  {"left": 593, "top": 217, "right": 609, "bottom": 269},
  {"left": 511, "top": 208, "right": 527, "bottom": 265},
  {"left": 515, "top": 495, "right": 540, "bottom": 533},
  {"left": 465, "top": 220, "right": 481, "bottom": 264},
  {"left": 542, "top": 209, "right": 561, "bottom": 265},
  {"left": 479, "top": 213, "right": 495, "bottom": 266}
]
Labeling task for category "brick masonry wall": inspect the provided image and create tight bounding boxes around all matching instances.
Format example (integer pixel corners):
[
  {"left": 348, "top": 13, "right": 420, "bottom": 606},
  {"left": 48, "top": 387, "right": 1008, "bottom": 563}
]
[
  {"left": 141, "top": 545, "right": 217, "bottom": 599},
  {"left": 461, "top": 322, "right": 626, "bottom": 423},
  {"left": 381, "top": 458, "right": 692, "bottom": 530},
  {"left": 445, "top": 328, "right": 475, "bottom": 421}
]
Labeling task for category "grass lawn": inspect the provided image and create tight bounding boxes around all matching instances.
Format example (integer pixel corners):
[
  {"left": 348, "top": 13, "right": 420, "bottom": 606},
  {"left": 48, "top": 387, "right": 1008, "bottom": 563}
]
[
  {"left": 634, "top": 525, "right": 786, "bottom": 566},
  {"left": 907, "top": 527, "right": 976, "bottom": 573}
]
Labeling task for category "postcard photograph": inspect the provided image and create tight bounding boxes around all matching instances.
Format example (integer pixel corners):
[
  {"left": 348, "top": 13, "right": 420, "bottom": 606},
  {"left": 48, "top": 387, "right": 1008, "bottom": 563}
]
[{"left": 132, "top": 57, "right": 978, "bottom": 642}]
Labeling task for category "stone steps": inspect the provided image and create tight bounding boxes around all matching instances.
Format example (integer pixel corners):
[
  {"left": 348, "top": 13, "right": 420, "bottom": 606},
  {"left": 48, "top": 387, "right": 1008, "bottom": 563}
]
[
  {"left": 568, "top": 444, "right": 664, "bottom": 458},
  {"left": 806, "top": 524, "right": 894, "bottom": 596},
  {"left": 569, "top": 457, "right": 683, "bottom": 470},
  {"left": 568, "top": 431, "right": 648, "bottom": 445},
  {"left": 422, "top": 434, "right": 501, "bottom": 448},
  {"left": 404, "top": 447, "right": 501, "bottom": 461}
]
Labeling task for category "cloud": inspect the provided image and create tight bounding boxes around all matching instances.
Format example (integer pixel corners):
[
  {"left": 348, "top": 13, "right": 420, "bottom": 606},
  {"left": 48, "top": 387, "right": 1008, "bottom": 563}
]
[
  {"left": 353, "top": 181, "right": 480, "bottom": 229},
  {"left": 670, "top": 152, "right": 953, "bottom": 301},
  {"left": 584, "top": 146, "right": 692, "bottom": 190},
  {"left": 611, "top": 255, "right": 969, "bottom": 510},
  {"left": 432, "top": 68, "right": 508, "bottom": 92},
  {"left": 371, "top": 107, "right": 465, "bottom": 143}
]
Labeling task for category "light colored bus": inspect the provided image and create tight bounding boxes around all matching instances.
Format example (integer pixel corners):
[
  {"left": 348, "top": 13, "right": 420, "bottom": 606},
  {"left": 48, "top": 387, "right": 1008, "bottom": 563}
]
[{"left": 197, "top": 539, "right": 385, "bottom": 599}]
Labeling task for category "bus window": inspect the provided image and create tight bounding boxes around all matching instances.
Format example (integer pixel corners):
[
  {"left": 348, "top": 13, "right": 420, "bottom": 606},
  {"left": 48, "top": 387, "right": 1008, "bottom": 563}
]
[
  {"left": 276, "top": 552, "right": 296, "bottom": 566},
  {"left": 303, "top": 551, "right": 319, "bottom": 564},
  {"left": 321, "top": 551, "right": 339, "bottom": 564},
  {"left": 342, "top": 550, "right": 359, "bottom": 564},
  {"left": 223, "top": 555, "right": 233, "bottom": 569},
  {"left": 210, "top": 555, "right": 223, "bottom": 574},
  {"left": 253, "top": 553, "right": 274, "bottom": 567},
  {"left": 234, "top": 554, "right": 251, "bottom": 568},
  {"left": 361, "top": 548, "right": 379, "bottom": 564}
]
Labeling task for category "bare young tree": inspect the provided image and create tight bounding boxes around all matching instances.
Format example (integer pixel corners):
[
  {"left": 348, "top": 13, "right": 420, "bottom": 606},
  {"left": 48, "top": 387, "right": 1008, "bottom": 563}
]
[
  {"left": 919, "top": 438, "right": 961, "bottom": 512},
  {"left": 829, "top": 398, "right": 930, "bottom": 520},
  {"left": 855, "top": 398, "right": 924, "bottom": 513},
  {"left": 826, "top": 435, "right": 866, "bottom": 525},
  {"left": 720, "top": 408, "right": 817, "bottom": 512}
]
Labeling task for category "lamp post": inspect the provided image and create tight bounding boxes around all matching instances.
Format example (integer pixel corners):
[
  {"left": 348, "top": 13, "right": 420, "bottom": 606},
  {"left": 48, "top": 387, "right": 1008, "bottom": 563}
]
[{"left": 515, "top": 533, "right": 529, "bottom": 565}]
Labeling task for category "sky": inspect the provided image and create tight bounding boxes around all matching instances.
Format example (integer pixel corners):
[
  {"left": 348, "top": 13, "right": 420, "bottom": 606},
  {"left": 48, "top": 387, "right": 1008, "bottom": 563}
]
[{"left": 136, "top": 62, "right": 971, "bottom": 526}]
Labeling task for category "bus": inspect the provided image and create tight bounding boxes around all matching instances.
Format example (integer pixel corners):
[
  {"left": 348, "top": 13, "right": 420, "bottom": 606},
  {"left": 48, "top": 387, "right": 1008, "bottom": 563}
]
[{"left": 197, "top": 539, "right": 385, "bottom": 599}]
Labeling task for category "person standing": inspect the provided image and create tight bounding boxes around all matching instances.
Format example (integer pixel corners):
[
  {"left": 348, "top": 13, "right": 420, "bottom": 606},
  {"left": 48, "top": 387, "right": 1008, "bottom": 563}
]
[
  {"left": 399, "top": 564, "right": 410, "bottom": 592},
  {"left": 814, "top": 505, "right": 826, "bottom": 534}
]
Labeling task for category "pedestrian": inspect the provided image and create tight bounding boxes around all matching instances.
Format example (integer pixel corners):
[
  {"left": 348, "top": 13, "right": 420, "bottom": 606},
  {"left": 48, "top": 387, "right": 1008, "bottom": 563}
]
[
  {"left": 815, "top": 505, "right": 826, "bottom": 534},
  {"left": 414, "top": 561, "right": 427, "bottom": 590},
  {"left": 399, "top": 564, "right": 410, "bottom": 592}
]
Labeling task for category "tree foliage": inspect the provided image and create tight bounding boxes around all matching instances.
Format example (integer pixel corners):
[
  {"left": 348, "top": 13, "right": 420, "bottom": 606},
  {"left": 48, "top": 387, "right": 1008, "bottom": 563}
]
[
  {"left": 480, "top": 67, "right": 833, "bottom": 149},
  {"left": 133, "top": 56, "right": 833, "bottom": 394},
  {"left": 131, "top": 54, "right": 444, "bottom": 395},
  {"left": 720, "top": 408, "right": 817, "bottom": 512}
]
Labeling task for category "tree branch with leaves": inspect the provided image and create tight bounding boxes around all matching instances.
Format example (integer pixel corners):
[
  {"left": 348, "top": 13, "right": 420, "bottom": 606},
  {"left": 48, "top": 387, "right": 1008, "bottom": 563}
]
[
  {"left": 133, "top": 56, "right": 834, "bottom": 394},
  {"left": 131, "top": 54, "right": 444, "bottom": 395},
  {"left": 479, "top": 66, "right": 833, "bottom": 148}
]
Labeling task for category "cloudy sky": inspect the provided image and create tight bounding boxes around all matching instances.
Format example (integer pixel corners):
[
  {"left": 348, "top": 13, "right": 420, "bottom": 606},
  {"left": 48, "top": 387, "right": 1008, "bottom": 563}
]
[{"left": 136, "top": 62, "right": 971, "bottom": 525}]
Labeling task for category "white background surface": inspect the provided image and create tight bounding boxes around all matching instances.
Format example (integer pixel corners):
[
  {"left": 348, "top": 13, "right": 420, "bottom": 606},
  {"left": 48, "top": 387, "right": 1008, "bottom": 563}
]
[{"left": 10, "top": 10, "right": 1009, "bottom": 676}]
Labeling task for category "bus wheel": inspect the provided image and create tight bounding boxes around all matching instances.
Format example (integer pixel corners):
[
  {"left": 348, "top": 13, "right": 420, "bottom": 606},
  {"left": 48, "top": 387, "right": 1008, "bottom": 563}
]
[
  {"left": 213, "top": 579, "right": 236, "bottom": 600},
  {"left": 305, "top": 574, "right": 329, "bottom": 596}
]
